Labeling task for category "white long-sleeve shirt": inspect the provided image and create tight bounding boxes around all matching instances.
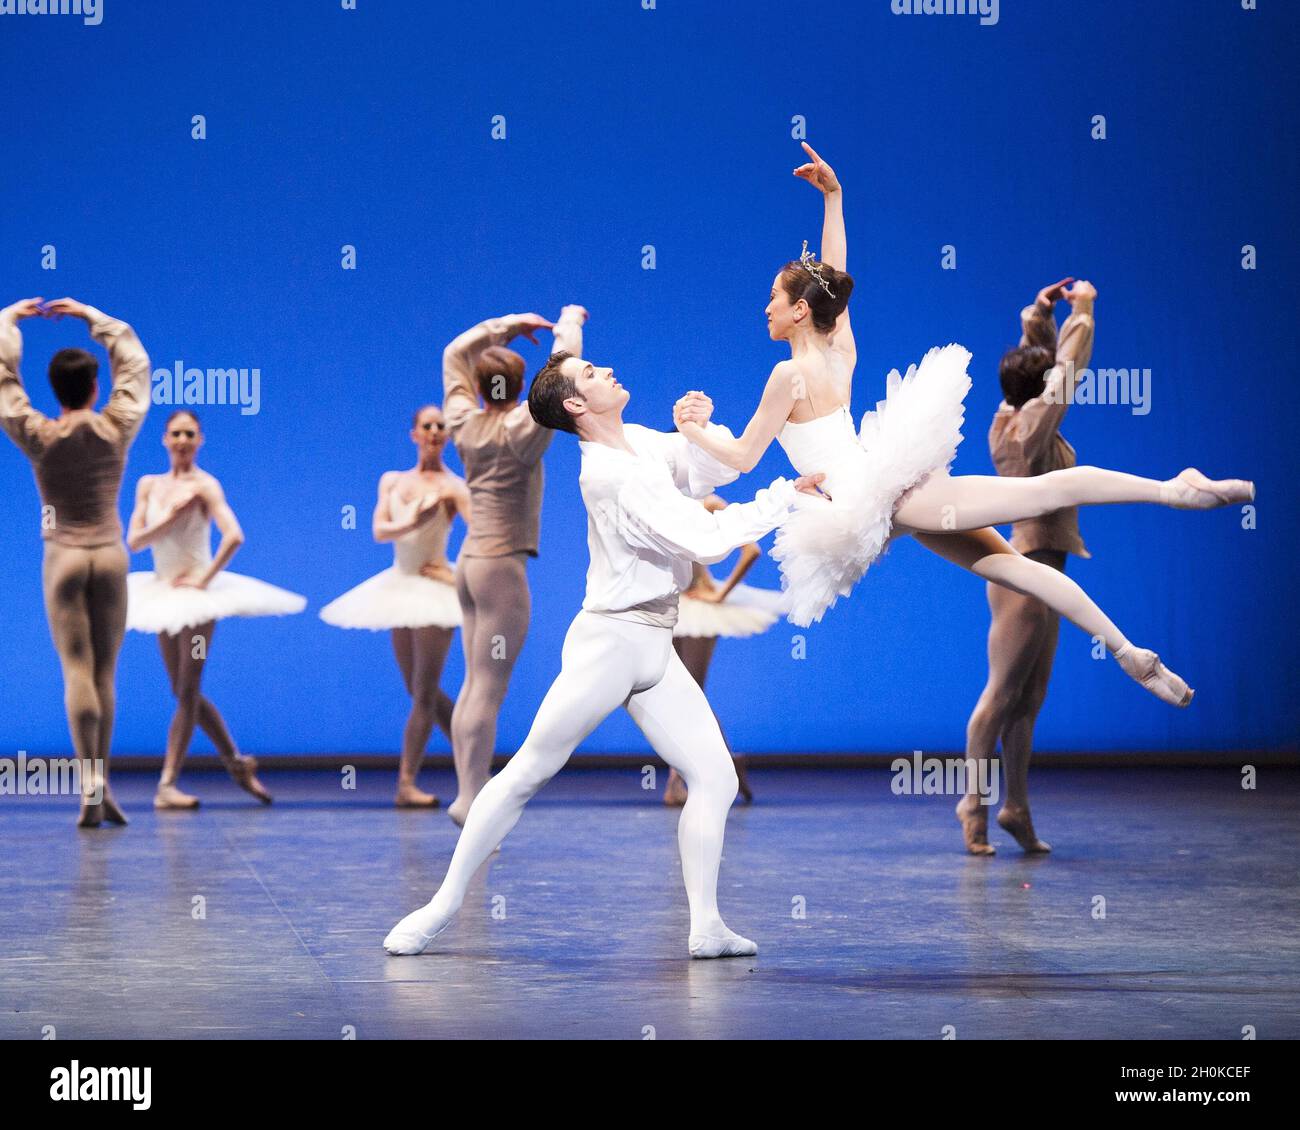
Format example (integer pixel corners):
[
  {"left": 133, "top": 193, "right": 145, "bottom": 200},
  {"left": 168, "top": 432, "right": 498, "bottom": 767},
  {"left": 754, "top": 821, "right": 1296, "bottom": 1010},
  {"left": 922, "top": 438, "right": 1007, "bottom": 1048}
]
[{"left": 577, "top": 423, "right": 796, "bottom": 626}]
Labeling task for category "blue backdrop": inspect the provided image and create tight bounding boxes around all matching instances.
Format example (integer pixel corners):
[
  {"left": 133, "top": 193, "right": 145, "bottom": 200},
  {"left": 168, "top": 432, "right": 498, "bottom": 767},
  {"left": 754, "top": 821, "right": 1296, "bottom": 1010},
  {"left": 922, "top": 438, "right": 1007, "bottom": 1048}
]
[{"left": 1, "top": 0, "right": 1294, "bottom": 756}]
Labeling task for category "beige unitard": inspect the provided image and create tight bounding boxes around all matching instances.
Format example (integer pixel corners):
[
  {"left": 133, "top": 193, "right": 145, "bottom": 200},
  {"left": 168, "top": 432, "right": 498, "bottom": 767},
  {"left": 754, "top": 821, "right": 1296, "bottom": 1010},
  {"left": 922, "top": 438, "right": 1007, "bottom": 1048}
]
[
  {"left": 0, "top": 306, "right": 150, "bottom": 822},
  {"left": 441, "top": 310, "right": 583, "bottom": 823}
]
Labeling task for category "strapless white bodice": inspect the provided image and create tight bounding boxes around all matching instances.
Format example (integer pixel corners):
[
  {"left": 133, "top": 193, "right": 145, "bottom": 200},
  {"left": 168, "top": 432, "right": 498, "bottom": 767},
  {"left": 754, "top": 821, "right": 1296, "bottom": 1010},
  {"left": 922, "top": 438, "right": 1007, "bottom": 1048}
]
[
  {"left": 392, "top": 495, "right": 452, "bottom": 574},
  {"left": 776, "top": 405, "right": 865, "bottom": 495},
  {"left": 147, "top": 494, "right": 212, "bottom": 581}
]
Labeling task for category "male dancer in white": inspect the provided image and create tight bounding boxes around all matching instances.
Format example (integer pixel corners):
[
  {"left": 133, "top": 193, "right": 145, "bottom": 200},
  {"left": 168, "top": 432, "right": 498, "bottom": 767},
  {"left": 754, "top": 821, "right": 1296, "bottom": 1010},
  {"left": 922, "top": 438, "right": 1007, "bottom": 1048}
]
[{"left": 384, "top": 351, "right": 825, "bottom": 959}]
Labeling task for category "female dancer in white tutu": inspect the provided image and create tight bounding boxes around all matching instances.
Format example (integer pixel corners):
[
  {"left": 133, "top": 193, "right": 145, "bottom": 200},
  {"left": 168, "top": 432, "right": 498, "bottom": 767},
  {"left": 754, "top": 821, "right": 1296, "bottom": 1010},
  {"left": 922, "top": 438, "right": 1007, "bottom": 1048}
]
[
  {"left": 674, "top": 142, "right": 1254, "bottom": 706},
  {"left": 320, "top": 404, "right": 469, "bottom": 808},
  {"left": 126, "top": 410, "right": 305, "bottom": 809},
  {"left": 664, "top": 494, "right": 785, "bottom": 806}
]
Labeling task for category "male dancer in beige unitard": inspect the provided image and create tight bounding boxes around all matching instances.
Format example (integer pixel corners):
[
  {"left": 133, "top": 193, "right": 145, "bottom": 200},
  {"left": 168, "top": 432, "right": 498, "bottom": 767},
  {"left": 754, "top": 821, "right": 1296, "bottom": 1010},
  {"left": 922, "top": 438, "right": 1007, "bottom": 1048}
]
[
  {"left": 956, "top": 277, "right": 1096, "bottom": 855},
  {"left": 0, "top": 297, "right": 151, "bottom": 828},
  {"left": 440, "top": 304, "right": 586, "bottom": 825}
]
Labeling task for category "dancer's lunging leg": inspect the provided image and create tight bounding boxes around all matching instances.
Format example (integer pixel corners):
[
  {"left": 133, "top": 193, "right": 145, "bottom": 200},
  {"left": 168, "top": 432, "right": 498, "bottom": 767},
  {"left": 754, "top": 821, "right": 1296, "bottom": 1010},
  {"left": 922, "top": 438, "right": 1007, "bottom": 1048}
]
[
  {"left": 449, "top": 554, "right": 531, "bottom": 825},
  {"left": 384, "top": 613, "right": 752, "bottom": 958},
  {"left": 386, "top": 614, "right": 650, "bottom": 949},
  {"left": 912, "top": 528, "right": 1193, "bottom": 707},
  {"left": 625, "top": 651, "right": 749, "bottom": 957}
]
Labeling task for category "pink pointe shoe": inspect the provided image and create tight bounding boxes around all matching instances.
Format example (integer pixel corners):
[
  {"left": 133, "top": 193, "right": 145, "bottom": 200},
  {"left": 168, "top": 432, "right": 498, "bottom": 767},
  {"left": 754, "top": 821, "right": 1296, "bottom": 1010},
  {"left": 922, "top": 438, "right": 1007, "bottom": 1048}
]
[
  {"left": 1161, "top": 468, "right": 1254, "bottom": 510},
  {"left": 1115, "top": 644, "right": 1194, "bottom": 708}
]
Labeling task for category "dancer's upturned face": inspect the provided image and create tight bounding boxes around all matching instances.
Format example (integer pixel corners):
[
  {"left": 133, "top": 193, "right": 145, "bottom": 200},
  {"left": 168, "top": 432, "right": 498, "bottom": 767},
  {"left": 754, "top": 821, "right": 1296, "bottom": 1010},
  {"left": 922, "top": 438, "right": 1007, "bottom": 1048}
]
[
  {"left": 163, "top": 414, "right": 202, "bottom": 464},
  {"left": 765, "top": 272, "right": 801, "bottom": 341},
  {"left": 560, "top": 356, "right": 627, "bottom": 424},
  {"left": 411, "top": 406, "right": 448, "bottom": 458}
]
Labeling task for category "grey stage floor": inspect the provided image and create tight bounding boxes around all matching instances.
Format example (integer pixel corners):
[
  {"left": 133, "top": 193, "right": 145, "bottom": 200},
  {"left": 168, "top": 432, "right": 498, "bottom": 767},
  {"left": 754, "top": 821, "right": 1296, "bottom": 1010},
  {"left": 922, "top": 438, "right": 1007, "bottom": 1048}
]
[{"left": 1, "top": 766, "right": 1296, "bottom": 1040}]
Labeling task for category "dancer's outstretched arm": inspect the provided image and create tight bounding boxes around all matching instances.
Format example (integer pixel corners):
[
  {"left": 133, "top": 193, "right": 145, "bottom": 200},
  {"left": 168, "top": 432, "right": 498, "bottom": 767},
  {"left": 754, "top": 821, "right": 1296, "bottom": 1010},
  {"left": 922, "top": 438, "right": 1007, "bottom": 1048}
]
[
  {"left": 795, "top": 142, "right": 855, "bottom": 364},
  {"left": 441, "top": 312, "right": 552, "bottom": 430},
  {"left": 1020, "top": 278, "right": 1068, "bottom": 352},
  {"left": 1014, "top": 281, "right": 1096, "bottom": 465},
  {"left": 671, "top": 362, "right": 801, "bottom": 473},
  {"left": 617, "top": 470, "right": 821, "bottom": 566},
  {"left": 45, "top": 298, "right": 151, "bottom": 446},
  {"left": 0, "top": 298, "right": 51, "bottom": 457},
  {"left": 504, "top": 304, "right": 587, "bottom": 463}
]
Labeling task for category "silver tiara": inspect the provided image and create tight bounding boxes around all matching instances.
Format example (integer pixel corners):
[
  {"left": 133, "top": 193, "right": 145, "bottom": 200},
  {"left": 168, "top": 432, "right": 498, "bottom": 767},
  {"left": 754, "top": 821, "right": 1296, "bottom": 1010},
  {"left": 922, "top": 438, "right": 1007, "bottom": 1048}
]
[{"left": 799, "top": 240, "right": 836, "bottom": 299}]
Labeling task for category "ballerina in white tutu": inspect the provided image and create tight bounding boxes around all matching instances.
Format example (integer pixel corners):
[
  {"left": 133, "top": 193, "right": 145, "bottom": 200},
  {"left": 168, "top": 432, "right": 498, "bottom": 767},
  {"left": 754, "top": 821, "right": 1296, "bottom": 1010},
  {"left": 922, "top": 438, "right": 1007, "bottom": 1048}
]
[
  {"left": 664, "top": 494, "right": 785, "bottom": 807},
  {"left": 319, "top": 404, "right": 469, "bottom": 808},
  {"left": 674, "top": 142, "right": 1254, "bottom": 707},
  {"left": 125, "top": 410, "right": 305, "bottom": 809}
]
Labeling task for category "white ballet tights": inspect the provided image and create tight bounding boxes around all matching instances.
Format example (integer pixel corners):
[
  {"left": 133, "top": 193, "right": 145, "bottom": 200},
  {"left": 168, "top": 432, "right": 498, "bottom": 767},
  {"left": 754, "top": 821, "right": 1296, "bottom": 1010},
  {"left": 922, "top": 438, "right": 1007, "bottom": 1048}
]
[
  {"left": 972, "top": 550, "right": 1126, "bottom": 652},
  {"left": 893, "top": 465, "right": 1165, "bottom": 534},
  {"left": 387, "top": 611, "right": 751, "bottom": 955}
]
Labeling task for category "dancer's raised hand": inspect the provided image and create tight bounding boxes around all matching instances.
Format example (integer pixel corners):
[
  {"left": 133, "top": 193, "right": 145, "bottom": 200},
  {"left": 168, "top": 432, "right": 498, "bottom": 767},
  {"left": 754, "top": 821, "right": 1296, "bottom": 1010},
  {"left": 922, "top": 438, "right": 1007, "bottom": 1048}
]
[
  {"left": 1064, "top": 279, "right": 1097, "bottom": 307},
  {"left": 508, "top": 313, "right": 554, "bottom": 345},
  {"left": 43, "top": 298, "right": 93, "bottom": 322},
  {"left": 794, "top": 142, "right": 841, "bottom": 195},
  {"left": 1035, "top": 278, "right": 1074, "bottom": 308},
  {"left": 1, "top": 298, "right": 45, "bottom": 323},
  {"left": 557, "top": 304, "right": 588, "bottom": 325}
]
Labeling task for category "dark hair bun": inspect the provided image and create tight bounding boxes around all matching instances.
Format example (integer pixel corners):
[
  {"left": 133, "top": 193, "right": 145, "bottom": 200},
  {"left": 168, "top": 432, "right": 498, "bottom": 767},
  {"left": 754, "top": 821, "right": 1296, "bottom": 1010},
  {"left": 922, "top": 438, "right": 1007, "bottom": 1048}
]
[{"left": 778, "top": 261, "right": 854, "bottom": 332}]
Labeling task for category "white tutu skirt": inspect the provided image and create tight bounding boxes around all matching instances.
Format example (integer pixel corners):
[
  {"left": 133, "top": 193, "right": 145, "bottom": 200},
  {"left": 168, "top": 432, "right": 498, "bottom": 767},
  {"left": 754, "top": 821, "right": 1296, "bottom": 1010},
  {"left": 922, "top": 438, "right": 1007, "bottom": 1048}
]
[
  {"left": 674, "top": 584, "right": 787, "bottom": 639},
  {"left": 126, "top": 572, "right": 307, "bottom": 635},
  {"left": 772, "top": 344, "right": 973, "bottom": 627},
  {"left": 319, "top": 567, "right": 462, "bottom": 631}
]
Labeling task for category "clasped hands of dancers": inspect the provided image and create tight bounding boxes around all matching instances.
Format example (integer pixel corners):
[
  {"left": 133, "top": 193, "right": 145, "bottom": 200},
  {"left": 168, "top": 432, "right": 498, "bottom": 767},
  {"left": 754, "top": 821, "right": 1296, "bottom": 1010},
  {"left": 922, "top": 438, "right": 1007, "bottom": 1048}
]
[{"left": 1, "top": 140, "right": 1253, "bottom": 955}]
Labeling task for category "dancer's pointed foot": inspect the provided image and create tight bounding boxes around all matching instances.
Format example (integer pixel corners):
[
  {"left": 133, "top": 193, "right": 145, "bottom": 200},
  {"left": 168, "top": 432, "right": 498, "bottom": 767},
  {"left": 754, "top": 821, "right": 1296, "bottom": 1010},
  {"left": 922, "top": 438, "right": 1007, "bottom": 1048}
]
[
  {"left": 154, "top": 782, "right": 200, "bottom": 810},
  {"left": 734, "top": 755, "right": 754, "bottom": 804},
  {"left": 383, "top": 903, "right": 454, "bottom": 955},
  {"left": 1160, "top": 467, "right": 1254, "bottom": 510},
  {"left": 956, "top": 794, "right": 995, "bottom": 856},
  {"left": 1114, "top": 644, "right": 1194, "bottom": 707},
  {"left": 101, "top": 788, "right": 129, "bottom": 826},
  {"left": 76, "top": 801, "right": 103, "bottom": 828},
  {"left": 997, "top": 805, "right": 1051, "bottom": 854},
  {"left": 689, "top": 926, "right": 758, "bottom": 959},
  {"left": 663, "top": 769, "right": 688, "bottom": 807},
  {"left": 226, "top": 754, "right": 272, "bottom": 804},
  {"left": 395, "top": 782, "right": 439, "bottom": 809}
]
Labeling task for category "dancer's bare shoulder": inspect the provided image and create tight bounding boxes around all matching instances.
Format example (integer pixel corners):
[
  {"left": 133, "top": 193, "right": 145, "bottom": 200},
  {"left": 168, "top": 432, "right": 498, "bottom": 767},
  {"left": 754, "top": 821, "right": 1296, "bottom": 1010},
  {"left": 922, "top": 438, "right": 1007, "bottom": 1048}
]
[{"left": 783, "top": 350, "right": 850, "bottom": 422}]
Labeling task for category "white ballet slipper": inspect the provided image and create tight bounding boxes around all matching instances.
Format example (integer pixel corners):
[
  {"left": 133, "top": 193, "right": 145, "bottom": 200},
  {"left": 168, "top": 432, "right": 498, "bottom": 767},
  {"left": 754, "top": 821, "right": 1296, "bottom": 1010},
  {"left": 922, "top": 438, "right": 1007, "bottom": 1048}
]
[
  {"left": 688, "top": 928, "right": 758, "bottom": 959},
  {"left": 383, "top": 904, "right": 454, "bottom": 955}
]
